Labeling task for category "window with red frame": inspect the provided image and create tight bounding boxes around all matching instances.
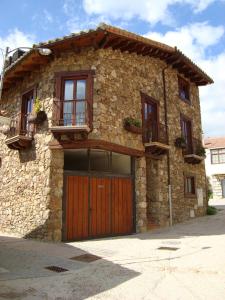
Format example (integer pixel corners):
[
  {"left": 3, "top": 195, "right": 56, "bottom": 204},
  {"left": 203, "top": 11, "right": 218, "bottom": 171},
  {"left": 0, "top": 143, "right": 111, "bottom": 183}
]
[
  {"left": 178, "top": 76, "right": 190, "bottom": 102},
  {"left": 184, "top": 175, "right": 196, "bottom": 195},
  {"left": 55, "top": 71, "right": 94, "bottom": 127},
  {"left": 180, "top": 115, "right": 193, "bottom": 153}
]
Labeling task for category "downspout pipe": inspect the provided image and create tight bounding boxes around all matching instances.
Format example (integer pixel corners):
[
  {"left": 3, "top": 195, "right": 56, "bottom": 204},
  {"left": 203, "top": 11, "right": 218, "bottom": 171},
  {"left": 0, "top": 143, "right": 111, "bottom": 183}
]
[{"left": 162, "top": 65, "right": 173, "bottom": 226}]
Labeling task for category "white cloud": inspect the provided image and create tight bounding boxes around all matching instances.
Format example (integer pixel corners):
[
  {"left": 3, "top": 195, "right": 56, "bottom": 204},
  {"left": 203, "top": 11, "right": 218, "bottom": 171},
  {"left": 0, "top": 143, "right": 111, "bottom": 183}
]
[
  {"left": 62, "top": 0, "right": 109, "bottom": 33},
  {"left": 0, "top": 29, "right": 35, "bottom": 71},
  {"left": 83, "top": 0, "right": 221, "bottom": 26},
  {"left": 145, "top": 23, "right": 225, "bottom": 137},
  {"left": 145, "top": 22, "right": 224, "bottom": 60},
  {"left": 43, "top": 9, "right": 53, "bottom": 23}
]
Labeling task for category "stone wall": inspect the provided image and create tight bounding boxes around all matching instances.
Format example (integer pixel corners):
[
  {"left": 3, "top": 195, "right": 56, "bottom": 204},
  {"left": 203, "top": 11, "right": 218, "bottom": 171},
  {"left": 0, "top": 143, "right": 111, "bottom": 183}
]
[
  {"left": 0, "top": 46, "right": 207, "bottom": 240},
  {"left": 146, "top": 67, "right": 207, "bottom": 228}
]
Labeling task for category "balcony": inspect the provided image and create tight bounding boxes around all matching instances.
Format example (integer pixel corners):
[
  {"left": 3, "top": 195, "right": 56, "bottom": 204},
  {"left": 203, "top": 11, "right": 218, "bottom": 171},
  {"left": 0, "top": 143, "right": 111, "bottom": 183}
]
[
  {"left": 144, "top": 123, "right": 170, "bottom": 156},
  {"left": 5, "top": 113, "right": 33, "bottom": 150},
  {"left": 51, "top": 100, "right": 91, "bottom": 141},
  {"left": 183, "top": 138, "right": 205, "bottom": 164}
]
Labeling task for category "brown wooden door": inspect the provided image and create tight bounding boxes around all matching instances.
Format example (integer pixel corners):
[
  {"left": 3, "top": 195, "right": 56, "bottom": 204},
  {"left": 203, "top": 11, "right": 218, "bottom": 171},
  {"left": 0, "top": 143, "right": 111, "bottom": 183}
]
[
  {"left": 65, "top": 175, "right": 133, "bottom": 240},
  {"left": 66, "top": 176, "right": 89, "bottom": 240},
  {"left": 111, "top": 178, "right": 133, "bottom": 234},
  {"left": 89, "top": 177, "right": 111, "bottom": 237}
]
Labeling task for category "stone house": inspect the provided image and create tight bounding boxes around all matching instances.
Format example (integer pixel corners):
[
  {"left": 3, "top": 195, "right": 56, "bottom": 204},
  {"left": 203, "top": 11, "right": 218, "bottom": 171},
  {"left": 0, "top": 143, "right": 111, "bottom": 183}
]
[
  {"left": 204, "top": 137, "right": 225, "bottom": 199},
  {"left": 0, "top": 24, "right": 213, "bottom": 241}
]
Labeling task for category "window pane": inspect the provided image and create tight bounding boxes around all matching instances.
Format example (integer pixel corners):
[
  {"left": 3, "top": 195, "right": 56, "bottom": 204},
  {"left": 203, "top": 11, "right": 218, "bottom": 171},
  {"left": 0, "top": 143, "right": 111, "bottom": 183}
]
[
  {"left": 212, "top": 155, "right": 219, "bottom": 164},
  {"left": 112, "top": 152, "right": 131, "bottom": 175},
  {"left": 90, "top": 150, "right": 110, "bottom": 172},
  {"left": 64, "top": 149, "right": 88, "bottom": 171},
  {"left": 27, "top": 97, "right": 34, "bottom": 114},
  {"left": 211, "top": 150, "right": 218, "bottom": 154},
  {"left": 219, "top": 148, "right": 225, "bottom": 154},
  {"left": 185, "top": 176, "right": 195, "bottom": 194},
  {"left": 63, "top": 102, "right": 73, "bottom": 125},
  {"left": 187, "top": 178, "right": 192, "bottom": 193},
  {"left": 76, "top": 101, "right": 86, "bottom": 125},
  {"left": 76, "top": 80, "right": 86, "bottom": 99},
  {"left": 220, "top": 154, "right": 225, "bottom": 163},
  {"left": 64, "top": 80, "right": 74, "bottom": 100}
]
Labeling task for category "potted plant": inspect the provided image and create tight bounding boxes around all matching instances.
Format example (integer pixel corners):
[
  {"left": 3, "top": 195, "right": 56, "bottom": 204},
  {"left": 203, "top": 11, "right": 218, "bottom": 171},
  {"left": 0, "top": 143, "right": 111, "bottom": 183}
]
[
  {"left": 28, "top": 98, "right": 47, "bottom": 124},
  {"left": 124, "top": 117, "right": 142, "bottom": 134},
  {"left": 175, "top": 136, "right": 187, "bottom": 149},
  {"left": 195, "top": 146, "right": 206, "bottom": 157}
]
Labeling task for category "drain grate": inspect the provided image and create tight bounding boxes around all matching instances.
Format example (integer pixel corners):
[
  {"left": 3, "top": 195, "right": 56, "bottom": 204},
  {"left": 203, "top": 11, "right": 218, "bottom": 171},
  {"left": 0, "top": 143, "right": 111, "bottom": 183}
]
[
  {"left": 45, "top": 266, "right": 69, "bottom": 273},
  {"left": 158, "top": 246, "right": 179, "bottom": 251},
  {"left": 70, "top": 254, "right": 101, "bottom": 263}
]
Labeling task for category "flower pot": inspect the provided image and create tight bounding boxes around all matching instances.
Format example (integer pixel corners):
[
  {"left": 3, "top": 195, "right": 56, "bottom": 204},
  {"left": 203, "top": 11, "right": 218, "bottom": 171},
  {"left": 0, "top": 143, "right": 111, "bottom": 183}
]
[
  {"left": 28, "top": 114, "right": 37, "bottom": 123},
  {"left": 175, "top": 137, "right": 187, "bottom": 149},
  {"left": 124, "top": 123, "right": 142, "bottom": 134},
  {"left": 28, "top": 111, "right": 47, "bottom": 124}
]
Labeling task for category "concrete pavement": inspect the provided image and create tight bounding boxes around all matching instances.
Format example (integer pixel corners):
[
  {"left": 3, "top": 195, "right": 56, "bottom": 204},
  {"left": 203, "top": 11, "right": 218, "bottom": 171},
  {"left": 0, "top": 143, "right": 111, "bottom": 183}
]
[{"left": 0, "top": 199, "right": 225, "bottom": 299}]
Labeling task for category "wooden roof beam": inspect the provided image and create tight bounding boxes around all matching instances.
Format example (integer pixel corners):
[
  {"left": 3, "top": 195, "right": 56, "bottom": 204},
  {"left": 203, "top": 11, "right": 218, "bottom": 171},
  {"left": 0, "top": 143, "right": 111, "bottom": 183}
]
[
  {"left": 70, "top": 42, "right": 81, "bottom": 53},
  {"left": 107, "top": 38, "right": 123, "bottom": 48},
  {"left": 112, "top": 40, "right": 130, "bottom": 50},
  {"left": 98, "top": 33, "right": 110, "bottom": 49},
  {"left": 120, "top": 41, "right": 137, "bottom": 52},
  {"left": 136, "top": 45, "right": 148, "bottom": 54},
  {"left": 150, "top": 49, "right": 162, "bottom": 57},
  {"left": 166, "top": 55, "right": 180, "bottom": 64},
  {"left": 142, "top": 47, "right": 155, "bottom": 56}
]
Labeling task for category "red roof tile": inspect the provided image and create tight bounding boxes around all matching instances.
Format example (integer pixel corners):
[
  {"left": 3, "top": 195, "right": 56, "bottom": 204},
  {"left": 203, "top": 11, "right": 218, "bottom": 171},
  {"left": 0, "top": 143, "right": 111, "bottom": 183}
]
[{"left": 204, "top": 137, "right": 225, "bottom": 149}]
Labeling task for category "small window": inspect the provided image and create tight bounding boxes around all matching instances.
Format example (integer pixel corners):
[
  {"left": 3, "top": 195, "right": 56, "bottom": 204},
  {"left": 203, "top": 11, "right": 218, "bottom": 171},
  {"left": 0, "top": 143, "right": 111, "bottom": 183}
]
[
  {"left": 184, "top": 175, "right": 196, "bottom": 196},
  {"left": 112, "top": 152, "right": 131, "bottom": 175},
  {"left": 211, "top": 148, "right": 225, "bottom": 164},
  {"left": 90, "top": 150, "right": 110, "bottom": 172},
  {"left": 64, "top": 149, "right": 88, "bottom": 171},
  {"left": 178, "top": 77, "right": 190, "bottom": 102}
]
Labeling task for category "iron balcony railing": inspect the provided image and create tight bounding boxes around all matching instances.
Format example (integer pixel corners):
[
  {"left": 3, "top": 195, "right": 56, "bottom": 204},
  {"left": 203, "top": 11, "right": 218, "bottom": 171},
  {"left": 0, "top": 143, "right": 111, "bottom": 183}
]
[
  {"left": 52, "top": 100, "right": 90, "bottom": 127},
  {"left": 184, "top": 137, "right": 204, "bottom": 156},
  {"left": 143, "top": 122, "right": 168, "bottom": 144},
  {"left": 7, "top": 112, "right": 33, "bottom": 138}
]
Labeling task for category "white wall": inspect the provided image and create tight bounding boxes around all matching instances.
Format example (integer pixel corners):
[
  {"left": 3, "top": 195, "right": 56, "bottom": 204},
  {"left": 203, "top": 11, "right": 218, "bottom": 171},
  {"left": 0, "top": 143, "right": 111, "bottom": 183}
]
[{"left": 205, "top": 148, "right": 225, "bottom": 176}]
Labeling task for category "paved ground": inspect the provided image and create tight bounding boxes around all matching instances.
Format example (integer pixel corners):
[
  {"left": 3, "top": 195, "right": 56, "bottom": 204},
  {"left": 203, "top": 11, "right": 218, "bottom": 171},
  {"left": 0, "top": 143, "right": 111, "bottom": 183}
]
[{"left": 0, "top": 199, "right": 225, "bottom": 300}]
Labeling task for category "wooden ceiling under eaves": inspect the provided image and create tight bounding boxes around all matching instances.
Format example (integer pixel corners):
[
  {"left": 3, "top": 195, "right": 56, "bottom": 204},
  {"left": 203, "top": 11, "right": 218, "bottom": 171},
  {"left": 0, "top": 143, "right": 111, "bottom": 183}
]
[{"left": 2, "top": 24, "right": 213, "bottom": 92}]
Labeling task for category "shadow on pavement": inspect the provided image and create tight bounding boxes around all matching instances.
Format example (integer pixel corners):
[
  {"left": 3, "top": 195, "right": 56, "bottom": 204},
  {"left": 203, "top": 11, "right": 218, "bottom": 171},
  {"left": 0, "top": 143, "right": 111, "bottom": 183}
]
[{"left": 0, "top": 235, "right": 140, "bottom": 299}]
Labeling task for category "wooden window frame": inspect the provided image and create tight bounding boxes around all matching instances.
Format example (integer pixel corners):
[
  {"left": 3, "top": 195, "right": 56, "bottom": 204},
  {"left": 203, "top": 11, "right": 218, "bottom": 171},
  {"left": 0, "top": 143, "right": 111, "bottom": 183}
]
[
  {"left": 184, "top": 173, "right": 196, "bottom": 197},
  {"left": 141, "top": 92, "right": 159, "bottom": 143},
  {"left": 178, "top": 76, "right": 190, "bottom": 104},
  {"left": 211, "top": 148, "right": 225, "bottom": 164},
  {"left": 20, "top": 88, "right": 35, "bottom": 134},
  {"left": 180, "top": 113, "right": 193, "bottom": 153},
  {"left": 55, "top": 70, "right": 95, "bottom": 129}
]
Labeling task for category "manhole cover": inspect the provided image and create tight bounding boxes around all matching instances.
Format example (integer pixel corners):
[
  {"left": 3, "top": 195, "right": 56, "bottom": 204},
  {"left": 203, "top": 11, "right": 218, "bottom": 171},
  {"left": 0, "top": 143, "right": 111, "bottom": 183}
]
[
  {"left": 45, "top": 266, "right": 69, "bottom": 273},
  {"left": 158, "top": 246, "right": 179, "bottom": 251},
  {"left": 70, "top": 254, "right": 101, "bottom": 263}
]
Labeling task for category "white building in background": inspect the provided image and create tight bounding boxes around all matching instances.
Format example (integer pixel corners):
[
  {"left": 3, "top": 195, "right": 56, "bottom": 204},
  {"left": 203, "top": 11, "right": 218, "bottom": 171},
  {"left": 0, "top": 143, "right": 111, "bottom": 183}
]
[{"left": 204, "top": 137, "right": 225, "bottom": 199}]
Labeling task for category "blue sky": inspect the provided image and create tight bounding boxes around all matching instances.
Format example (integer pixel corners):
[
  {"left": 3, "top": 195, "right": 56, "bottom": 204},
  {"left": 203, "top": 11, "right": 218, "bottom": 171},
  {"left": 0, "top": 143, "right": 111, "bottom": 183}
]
[{"left": 1, "top": 0, "right": 225, "bottom": 137}]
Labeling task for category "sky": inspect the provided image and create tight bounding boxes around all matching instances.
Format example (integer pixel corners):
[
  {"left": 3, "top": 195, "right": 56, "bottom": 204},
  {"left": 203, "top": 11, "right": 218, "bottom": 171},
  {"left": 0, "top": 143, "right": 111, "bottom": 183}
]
[{"left": 0, "top": 0, "right": 225, "bottom": 137}]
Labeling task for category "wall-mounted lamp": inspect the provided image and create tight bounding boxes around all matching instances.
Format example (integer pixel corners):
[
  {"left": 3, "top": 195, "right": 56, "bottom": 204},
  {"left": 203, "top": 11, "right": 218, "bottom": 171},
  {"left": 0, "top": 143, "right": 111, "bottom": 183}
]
[{"left": 0, "top": 46, "right": 52, "bottom": 100}]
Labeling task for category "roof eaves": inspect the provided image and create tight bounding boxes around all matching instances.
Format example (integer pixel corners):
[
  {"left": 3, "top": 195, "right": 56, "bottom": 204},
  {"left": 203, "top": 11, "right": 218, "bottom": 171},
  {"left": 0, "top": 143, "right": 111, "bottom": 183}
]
[{"left": 175, "top": 48, "right": 214, "bottom": 84}]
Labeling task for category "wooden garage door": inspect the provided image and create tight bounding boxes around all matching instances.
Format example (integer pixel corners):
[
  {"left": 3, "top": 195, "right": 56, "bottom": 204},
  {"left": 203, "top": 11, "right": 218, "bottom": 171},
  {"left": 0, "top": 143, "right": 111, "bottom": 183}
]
[
  {"left": 89, "top": 177, "right": 111, "bottom": 237},
  {"left": 66, "top": 176, "right": 89, "bottom": 241},
  {"left": 111, "top": 178, "right": 133, "bottom": 235},
  {"left": 65, "top": 176, "right": 133, "bottom": 241}
]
